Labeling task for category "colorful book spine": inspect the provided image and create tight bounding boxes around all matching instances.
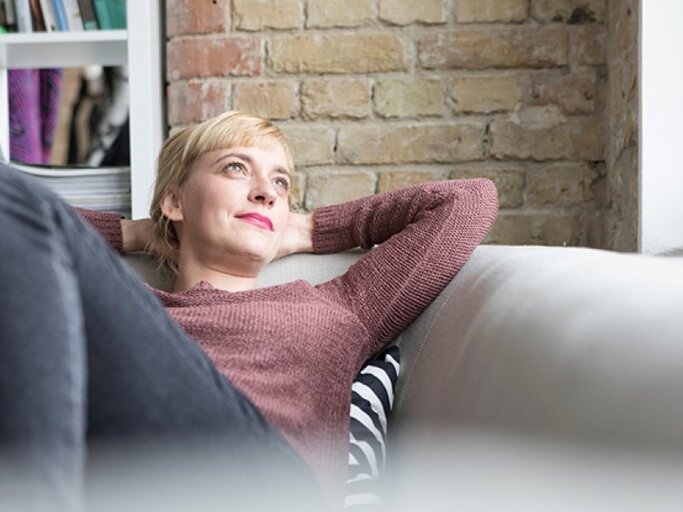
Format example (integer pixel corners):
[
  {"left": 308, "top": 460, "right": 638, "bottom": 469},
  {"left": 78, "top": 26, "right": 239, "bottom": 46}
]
[
  {"left": 3, "top": 0, "right": 18, "bottom": 31},
  {"left": 50, "top": 0, "right": 68, "bottom": 30},
  {"left": 76, "top": 0, "right": 97, "bottom": 30},
  {"left": 0, "top": 1, "right": 7, "bottom": 33},
  {"left": 29, "top": 0, "right": 46, "bottom": 31},
  {"left": 13, "top": 0, "right": 34, "bottom": 32},
  {"left": 62, "top": 0, "right": 82, "bottom": 30},
  {"left": 92, "top": 0, "right": 110, "bottom": 29},
  {"left": 38, "top": 0, "right": 57, "bottom": 31},
  {"left": 93, "top": 0, "right": 125, "bottom": 30},
  {"left": 106, "top": 0, "right": 124, "bottom": 29}
]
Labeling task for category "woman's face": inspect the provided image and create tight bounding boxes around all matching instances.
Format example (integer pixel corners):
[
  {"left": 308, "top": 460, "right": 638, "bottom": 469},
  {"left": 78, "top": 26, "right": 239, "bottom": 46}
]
[{"left": 166, "top": 142, "right": 292, "bottom": 276}]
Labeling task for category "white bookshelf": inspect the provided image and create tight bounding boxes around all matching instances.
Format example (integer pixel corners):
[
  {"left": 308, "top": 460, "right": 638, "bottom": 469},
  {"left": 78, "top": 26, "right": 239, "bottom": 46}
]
[{"left": 0, "top": 1, "right": 164, "bottom": 219}]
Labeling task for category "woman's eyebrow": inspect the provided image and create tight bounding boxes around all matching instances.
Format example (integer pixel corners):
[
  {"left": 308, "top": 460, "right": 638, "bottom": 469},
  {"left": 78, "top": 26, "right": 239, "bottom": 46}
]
[
  {"left": 211, "top": 152, "right": 250, "bottom": 166},
  {"left": 212, "top": 152, "right": 291, "bottom": 177}
]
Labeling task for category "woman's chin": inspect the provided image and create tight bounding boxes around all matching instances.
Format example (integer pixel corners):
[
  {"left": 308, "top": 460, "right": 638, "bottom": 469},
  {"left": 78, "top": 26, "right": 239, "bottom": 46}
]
[{"left": 228, "top": 244, "right": 277, "bottom": 271}]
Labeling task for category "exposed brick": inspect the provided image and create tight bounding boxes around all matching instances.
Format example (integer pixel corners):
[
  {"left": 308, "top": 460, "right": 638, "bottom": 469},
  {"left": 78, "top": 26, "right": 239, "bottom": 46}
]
[
  {"left": 530, "top": 72, "right": 597, "bottom": 115},
  {"left": 338, "top": 123, "right": 485, "bottom": 165},
  {"left": 490, "top": 116, "right": 605, "bottom": 161},
  {"left": 280, "top": 125, "right": 336, "bottom": 166},
  {"left": 377, "top": 170, "right": 448, "bottom": 193},
  {"left": 167, "top": 80, "right": 231, "bottom": 126},
  {"left": 526, "top": 164, "right": 600, "bottom": 206},
  {"left": 378, "top": 0, "right": 445, "bottom": 25},
  {"left": 574, "top": 25, "right": 607, "bottom": 65},
  {"left": 608, "top": 0, "right": 638, "bottom": 54},
  {"left": 301, "top": 79, "right": 371, "bottom": 120},
  {"left": 451, "top": 75, "right": 527, "bottom": 113},
  {"left": 374, "top": 78, "right": 444, "bottom": 118},
  {"left": 167, "top": 37, "right": 261, "bottom": 80},
  {"left": 232, "top": 0, "right": 301, "bottom": 31},
  {"left": 289, "top": 172, "right": 306, "bottom": 210},
  {"left": 605, "top": 148, "right": 638, "bottom": 250},
  {"left": 269, "top": 33, "right": 407, "bottom": 74},
  {"left": 449, "top": 168, "right": 525, "bottom": 208},
  {"left": 486, "top": 211, "right": 585, "bottom": 246},
  {"left": 233, "top": 81, "right": 298, "bottom": 120},
  {"left": 306, "top": 172, "right": 376, "bottom": 209},
  {"left": 531, "top": 0, "right": 606, "bottom": 23},
  {"left": 418, "top": 27, "right": 568, "bottom": 70},
  {"left": 457, "top": 0, "right": 528, "bottom": 23},
  {"left": 609, "top": 67, "right": 637, "bottom": 156},
  {"left": 307, "top": 0, "right": 375, "bottom": 28},
  {"left": 167, "top": 0, "right": 229, "bottom": 36}
]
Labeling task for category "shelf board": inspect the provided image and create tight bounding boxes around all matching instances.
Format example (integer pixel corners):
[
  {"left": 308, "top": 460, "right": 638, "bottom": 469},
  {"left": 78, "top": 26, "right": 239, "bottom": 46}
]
[{"left": 0, "top": 30, "right": 128, "bottom": 68}]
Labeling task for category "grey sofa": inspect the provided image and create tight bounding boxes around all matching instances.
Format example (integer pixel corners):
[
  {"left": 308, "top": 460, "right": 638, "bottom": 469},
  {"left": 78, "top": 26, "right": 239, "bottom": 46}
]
[{"left": 124, "top": 245, "right": 683, "bottom": 511}]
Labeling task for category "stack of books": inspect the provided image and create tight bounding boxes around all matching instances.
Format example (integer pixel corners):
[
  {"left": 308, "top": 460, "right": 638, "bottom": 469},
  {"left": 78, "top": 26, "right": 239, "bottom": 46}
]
[
  {"left": 11, "top": 160, "right": 131, "bottom": 215},
  {"left": 0, "top": 0, "right": 126, "bottom": 33}
]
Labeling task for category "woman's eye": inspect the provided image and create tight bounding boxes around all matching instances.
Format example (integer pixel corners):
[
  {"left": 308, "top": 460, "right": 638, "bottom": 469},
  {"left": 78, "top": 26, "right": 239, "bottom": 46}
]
[
  {"left": 273, "top": 177, "right": 290, "bottom": 191},
  {"left": 224, "top": 162, "right": 246, "bottom": 174}
]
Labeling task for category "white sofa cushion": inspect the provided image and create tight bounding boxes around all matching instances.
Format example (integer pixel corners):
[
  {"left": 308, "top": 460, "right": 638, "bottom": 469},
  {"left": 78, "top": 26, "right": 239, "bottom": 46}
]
[{"left": 394, "top": 245, "right": 683, "bottom": 450}]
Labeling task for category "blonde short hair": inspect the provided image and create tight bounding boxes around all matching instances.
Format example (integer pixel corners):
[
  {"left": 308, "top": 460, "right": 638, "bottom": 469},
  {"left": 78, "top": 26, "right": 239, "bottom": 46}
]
[{"left": 149, "top": 111, "right": 294, "bottom": 275}]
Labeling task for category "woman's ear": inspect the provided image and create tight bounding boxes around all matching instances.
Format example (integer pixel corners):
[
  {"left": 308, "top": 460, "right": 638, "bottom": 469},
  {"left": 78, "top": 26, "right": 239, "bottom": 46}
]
[{"left": 160, "top": 191, "right": 184, "bottom": 222}]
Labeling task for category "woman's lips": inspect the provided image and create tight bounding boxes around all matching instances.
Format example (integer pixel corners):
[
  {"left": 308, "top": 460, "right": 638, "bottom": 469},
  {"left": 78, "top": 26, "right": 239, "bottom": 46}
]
[{"left": 236, "top": 213, "right": 274, "bottom": 231}]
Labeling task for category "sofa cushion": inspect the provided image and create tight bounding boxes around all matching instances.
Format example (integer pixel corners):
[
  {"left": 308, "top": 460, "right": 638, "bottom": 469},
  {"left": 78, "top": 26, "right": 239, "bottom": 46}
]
[{"left": 393, "top": 245, "right": 683, "bottom": 451}]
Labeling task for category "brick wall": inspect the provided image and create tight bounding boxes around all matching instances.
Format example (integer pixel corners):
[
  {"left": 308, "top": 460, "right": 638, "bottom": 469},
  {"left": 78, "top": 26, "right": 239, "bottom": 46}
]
[
  {"left": 605, "top": 0, "right": 638, "bottom": 251},
  {"left": 166, "top": 0, "right": 611, "bottom": 247}
]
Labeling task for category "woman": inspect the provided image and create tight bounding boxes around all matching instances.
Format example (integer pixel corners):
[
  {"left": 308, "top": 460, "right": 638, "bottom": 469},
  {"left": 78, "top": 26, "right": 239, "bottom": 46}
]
[{"left": 0, "top": 111, "right": 498, "bottom": 510}]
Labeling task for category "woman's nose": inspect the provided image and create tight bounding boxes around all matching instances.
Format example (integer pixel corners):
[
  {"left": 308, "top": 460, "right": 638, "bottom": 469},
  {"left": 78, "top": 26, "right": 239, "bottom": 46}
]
[{"left": 248, "top": 176, "right": 277, "bottom": 207}]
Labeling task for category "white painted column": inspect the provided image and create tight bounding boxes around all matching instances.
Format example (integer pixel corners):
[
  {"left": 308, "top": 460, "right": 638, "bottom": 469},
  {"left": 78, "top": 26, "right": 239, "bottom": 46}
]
[
  {"left": 127, "top": 0, "right": 164, "bottom": 219},
  {"left": 640, "top": 1, "right": 683, "bottom": 254}
]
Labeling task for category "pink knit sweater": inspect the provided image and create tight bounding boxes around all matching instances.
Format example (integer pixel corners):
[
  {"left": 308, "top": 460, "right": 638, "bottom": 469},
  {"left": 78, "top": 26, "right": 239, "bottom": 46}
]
[{"left": 80, "top": 179, "right": 498, "bottom": 498}]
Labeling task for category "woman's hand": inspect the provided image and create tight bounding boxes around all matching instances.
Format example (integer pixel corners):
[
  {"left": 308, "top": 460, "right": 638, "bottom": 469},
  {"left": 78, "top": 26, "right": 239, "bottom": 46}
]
[
  {"left": 121, "top": 218, "right": 154, "bottom": 253},
  {"left": 275, "top": 212, "right": 313, "bottom": 259}
]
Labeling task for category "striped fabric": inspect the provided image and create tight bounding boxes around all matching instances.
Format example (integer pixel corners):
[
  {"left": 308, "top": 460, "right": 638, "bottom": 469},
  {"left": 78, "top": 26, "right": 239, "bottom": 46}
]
[{"left": 346, "top": 345, "right": 400, "bottom": 509}]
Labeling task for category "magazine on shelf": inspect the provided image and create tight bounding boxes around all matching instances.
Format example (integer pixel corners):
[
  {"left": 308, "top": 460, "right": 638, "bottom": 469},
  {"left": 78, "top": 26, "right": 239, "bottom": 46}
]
[
  {"left": 10, "top": 160, "right": 131, "bottom": 215},
  {"left": 11, "top": 160, "right": 129, "bottom": 175}
]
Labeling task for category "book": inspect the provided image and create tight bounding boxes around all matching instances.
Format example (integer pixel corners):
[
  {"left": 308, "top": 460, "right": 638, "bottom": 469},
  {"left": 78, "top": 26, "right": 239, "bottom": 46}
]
[
  {"left": 13, "top": 0, "right": 34, "bottom": 32},
  {"left": 91, "top": 0, "right": 109, "bottom": 28},
  {"left": 0, "top": 2, "right": 7, "bottom": 33},
  {"left": 3, "top": 0, "right": 18, "bottom": 31},
  {"left": 62, "top": 0, "right": 82, "bottom": 30},
  {"left": 106, "top": 0, "right": 124, "bottom": 28},
  {"left": 93, "top": 0, "right": 124, "bottom": 30},
  {"left": 29, "top": 0, "right": 45, "bottom": 31},
  {"left": 38, "top": 0, "right": 56, "bottom": 31},
  {"left": 50, "top": 0, "right": 67, "bottom": 30},
  {"left": 76, "top": 0, "right": 96, "bottom": 29}
]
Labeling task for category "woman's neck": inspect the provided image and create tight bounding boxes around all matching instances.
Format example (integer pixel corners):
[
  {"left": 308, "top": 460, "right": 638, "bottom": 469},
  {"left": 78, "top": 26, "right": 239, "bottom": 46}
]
[{"left": 172, "top": 258, "right": 259, "bottom": 293}]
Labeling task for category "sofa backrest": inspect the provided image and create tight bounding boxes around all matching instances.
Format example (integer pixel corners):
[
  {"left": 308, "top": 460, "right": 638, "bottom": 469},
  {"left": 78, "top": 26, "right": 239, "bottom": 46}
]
[{"left": 123, "top": 250, "right": 365, "bottom": 292}]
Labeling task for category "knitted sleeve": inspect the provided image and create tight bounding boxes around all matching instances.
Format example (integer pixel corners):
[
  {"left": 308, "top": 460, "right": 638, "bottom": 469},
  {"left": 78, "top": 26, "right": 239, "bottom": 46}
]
[
  {"left": 313, "top": 179, "right": 498, "bottom": 355},
  {"left": 74, "top": 207, "right": 126, "bottom": 254}
]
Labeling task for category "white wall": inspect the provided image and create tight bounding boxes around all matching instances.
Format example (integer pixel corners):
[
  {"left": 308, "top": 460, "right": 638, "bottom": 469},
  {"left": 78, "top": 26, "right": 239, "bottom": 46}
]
[{"left": 640, "top": 1, "right": 683, "bottom": 255}]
